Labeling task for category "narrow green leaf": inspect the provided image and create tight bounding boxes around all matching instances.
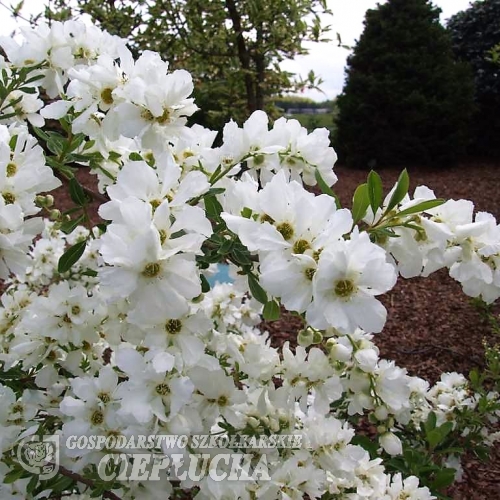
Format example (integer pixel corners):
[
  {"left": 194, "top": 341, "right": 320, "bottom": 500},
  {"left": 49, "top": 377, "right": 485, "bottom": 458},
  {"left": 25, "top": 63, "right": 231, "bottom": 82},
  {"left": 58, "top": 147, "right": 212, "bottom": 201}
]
[
  {"left": 205, "top": 187, "right": 225, "bottom": 197},
  {"left": 315, "top": 169, "right": 341, "bottom": 209},
  {"left": 58, "top": 240, "right": 87, "bottom": 274},
  {"left": 232, "top": 247, "right": 252, "bottom": 265},
  {"left": 81, "top": 268, "right": 98, "bottom": 278},
  {"left": 60, "top": 215, "right": 85, "bottom": 235},
  {"left": 218, "top": 238, "right": 234, "bottom": 255},
  {"left": 247, "top": 273, "right": 268, "bottom": 304},
  {"left": 263, "top": 300, "right": 280, "bottom": 321},
  {"left": 386, "top": 169, "right": 410, "bottom": 212},
  {"left": 352, "top": 183, "right": 370, "bottom": 224},
  {"left": 3, "top": 468, "right": 27, "bottom": 484},
  {"left": 26, "top": 474, "right": 38, "bottom": 494},
  {"left": 395, "top": 199, "right": 445, "bottom": 218},
  {"left": 367, "top": 170, "right": 383, "bottom": 215},
  {"left": 69, "top": 177, "right": 88, "bottom": 206}
]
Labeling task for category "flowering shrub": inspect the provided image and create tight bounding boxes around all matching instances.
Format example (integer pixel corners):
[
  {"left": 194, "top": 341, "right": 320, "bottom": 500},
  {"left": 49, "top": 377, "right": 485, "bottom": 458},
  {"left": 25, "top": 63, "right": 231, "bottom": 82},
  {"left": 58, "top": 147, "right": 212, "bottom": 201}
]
[{"left": 0, "top": 19, "right": 499, "bottom": 500}]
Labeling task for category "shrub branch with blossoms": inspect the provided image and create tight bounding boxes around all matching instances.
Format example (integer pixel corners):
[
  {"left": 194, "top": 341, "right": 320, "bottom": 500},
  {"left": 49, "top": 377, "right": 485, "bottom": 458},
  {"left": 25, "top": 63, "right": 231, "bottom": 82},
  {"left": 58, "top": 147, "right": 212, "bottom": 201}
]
[{"left": 0, "top": 19, "right": 499, "bottom": 500}]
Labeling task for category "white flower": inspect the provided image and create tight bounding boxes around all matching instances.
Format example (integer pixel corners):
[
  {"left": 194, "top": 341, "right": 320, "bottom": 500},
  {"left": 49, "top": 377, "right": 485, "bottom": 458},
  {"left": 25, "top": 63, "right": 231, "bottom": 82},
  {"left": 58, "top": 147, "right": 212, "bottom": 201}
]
[{"left": 307, "top": 230, "right": 397, "bottom": 333}]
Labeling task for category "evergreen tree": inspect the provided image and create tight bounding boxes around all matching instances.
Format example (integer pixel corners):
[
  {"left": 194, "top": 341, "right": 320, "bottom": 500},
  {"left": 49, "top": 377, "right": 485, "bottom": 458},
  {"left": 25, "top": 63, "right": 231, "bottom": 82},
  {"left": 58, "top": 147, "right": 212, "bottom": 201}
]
[
  {"left": 335, "top": 0, "right": 475, "bottom": 168},
  {"left": 448, "top": 0, "right": 500, "bottom": 157}
]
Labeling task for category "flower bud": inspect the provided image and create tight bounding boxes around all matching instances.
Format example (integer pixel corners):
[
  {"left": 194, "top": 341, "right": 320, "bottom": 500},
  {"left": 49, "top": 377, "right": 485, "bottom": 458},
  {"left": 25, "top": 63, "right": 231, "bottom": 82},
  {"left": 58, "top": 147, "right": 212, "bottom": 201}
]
[
  {"left": 297, "top": 328, "right": 314, "bottom": 347},
  {"left": 379, "top": 432, "right": 403, "bottom": 456},
  {"left": 312, "top": 329, "right": 323, "bottom": 344},
  {"left": 49, "top": 209, "right": 61, "bottom": 220},
  {"left": 328, "top": 342, "right": 352, "bottom": 362},
  {"left": 374, "top": 406, "right": 389, "bottom": 421},
  {"left": 45, "top": 194, "right": 54, "bottom": 207},
  {"left": 247, "top": 416, "right": 260, "bottom": 429}
]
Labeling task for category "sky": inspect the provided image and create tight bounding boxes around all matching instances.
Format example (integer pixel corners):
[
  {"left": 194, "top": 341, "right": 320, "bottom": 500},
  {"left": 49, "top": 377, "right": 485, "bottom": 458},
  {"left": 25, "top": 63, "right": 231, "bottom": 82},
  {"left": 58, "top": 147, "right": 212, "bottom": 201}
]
[{"left": 0, "top": 0, "right": 473, "bottom": 101}]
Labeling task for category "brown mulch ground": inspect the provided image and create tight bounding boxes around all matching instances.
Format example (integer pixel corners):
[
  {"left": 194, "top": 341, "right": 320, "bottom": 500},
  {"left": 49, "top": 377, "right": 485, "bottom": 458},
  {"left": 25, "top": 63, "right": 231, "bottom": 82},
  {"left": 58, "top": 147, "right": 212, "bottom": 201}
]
[
  {"left": 262, "top": 163, "right": 500, "bottom": 500},
  {"left": 55, "top": 162, "right": 500, "bottom": 499}
]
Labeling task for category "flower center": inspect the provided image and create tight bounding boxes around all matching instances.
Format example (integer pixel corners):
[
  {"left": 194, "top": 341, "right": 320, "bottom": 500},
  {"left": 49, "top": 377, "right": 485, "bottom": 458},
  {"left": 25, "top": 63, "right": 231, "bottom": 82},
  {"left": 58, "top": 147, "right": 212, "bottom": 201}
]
[
  {"left": 6, "top": 162, "right": 17, "bottom": 177},
  {"left": 2, "top": 192, "right": 15, "bottom": 204},
  {"left": 100, "top": 87, "right": 114, "bottom": 105},
  {"left": 293, "top": 239, "right": 311, "bottom": 254},
  {"left": 217, "top": 395, "right": 229, "bottom": 406},
  {"left": 276, "top": 222, "right": 294, "bottom": 241},
  {"left": 156, "top": 108, "right": 171, "bottom": 124},
  {"left": 155, "top": 383, "right": 170, "bottom": 396},
  {"left": 165, "top": 319, "right": 182, "bottom": 335},
  {"left": 91, "top": 410, "right": 104, "bottom": 425},
  {"left": 158, "top": 229, "right": 168, "bottom": 245},
  {"left": 98, "top": 392, "right": 111, "bottom": 403},
  {"left": 334, "top": 279, "right": 356, "bottom": 299},
  {"left": 304, "top": 268, "right": 316, "bottom": 281},
  {"left": 142, "top": 262, "right": 162, "bottom": 278}
]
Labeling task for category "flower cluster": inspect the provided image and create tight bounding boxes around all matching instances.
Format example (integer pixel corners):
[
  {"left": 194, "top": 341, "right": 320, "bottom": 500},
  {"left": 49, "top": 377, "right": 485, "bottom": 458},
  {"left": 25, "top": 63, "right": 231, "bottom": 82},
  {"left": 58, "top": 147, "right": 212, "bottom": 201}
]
[{"left": 0, "top": 19, "right": 498, "bottom": 500}]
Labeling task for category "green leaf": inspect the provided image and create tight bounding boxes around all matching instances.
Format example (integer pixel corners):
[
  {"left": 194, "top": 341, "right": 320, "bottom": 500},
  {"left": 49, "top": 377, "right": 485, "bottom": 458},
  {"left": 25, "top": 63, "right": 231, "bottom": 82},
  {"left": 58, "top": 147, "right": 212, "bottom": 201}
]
[
  {"left": 367, "top": 170, "right": 383, "bottom": 215},
  {"left": 81, "top": 268, "right": 98, "bottom": 278},
  {"left": 386, "top": 169, "right": 410, "bottom": 212},
  {"left": 431, "top": 468, "right": 456, "bottom": 490},
  {"left": 473, "top": 445, "right": 490, "bottom": 461},
  {"left": 48, "top": 475, "right": 75, "bottom": 492},
  {"left": 204, "top": 194, "right": 223, "bottom": 221},
  {"left": 58, "top": 240, "right": 87, "bottom": 274},
  {"left": 315, "top": 169, "right": 341, "bottom": 209},
  {"left": 395, "top": 199, "right": 445, "bottom": 218},
  {"left": 129, "top": 152, "right": 143, "bottom": 161},
  {"left": 3, "top": 467, "right": 27, "bottom": 484},
  {"left": 232, "top": 247, "right": 252, "bottom": 265},
  {"left": 263, "top": 300, "right": 280, "bottom": 321},
  {"left": 60, "top": 215, "right": 85, "bottom": 235},
  {"left": 32, "top": 126, "right": 49, "bottom": 142},
  {"left": 247, "top": 273, "right": 268, "bottom": 304},
  {"left": 425, "top": 411, "right": 437, "bottom": 434},
  {"left": 205, "top": 187, "right": 226, "bottom": 197},
  {"left": 241, "top": 207, "right": 253, "bottom": 219},
  {"left": 200, "top": 274, "right": 210, "bottom": 293},
  {"left": 69, "top": 177, "right": 88, "bottom": 206},
  {"left": 26, "top": 474, "right": 38, "bottom": 494},
  {"left": 352, "top": 183, "right": 370, "bottom": 224},
  {"left": 218, "top": 238, "right": 234, "bottom": 255}
]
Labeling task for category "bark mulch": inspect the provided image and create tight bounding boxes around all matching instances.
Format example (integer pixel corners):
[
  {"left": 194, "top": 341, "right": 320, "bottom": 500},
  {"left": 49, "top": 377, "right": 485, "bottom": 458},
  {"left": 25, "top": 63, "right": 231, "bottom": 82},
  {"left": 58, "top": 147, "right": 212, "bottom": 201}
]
[
  {"left": 54, "top": 162, "right": 500, "bottom": 499},
  {"left": 263, "top": 162, "right": 500, "bottom": 499}
]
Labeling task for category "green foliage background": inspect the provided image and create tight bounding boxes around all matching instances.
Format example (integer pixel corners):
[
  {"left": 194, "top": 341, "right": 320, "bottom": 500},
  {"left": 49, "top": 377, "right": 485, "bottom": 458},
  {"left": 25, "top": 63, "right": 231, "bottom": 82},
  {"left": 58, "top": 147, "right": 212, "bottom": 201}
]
[{"left": 47, "top": 0, "right": 331, "bottom": 130}]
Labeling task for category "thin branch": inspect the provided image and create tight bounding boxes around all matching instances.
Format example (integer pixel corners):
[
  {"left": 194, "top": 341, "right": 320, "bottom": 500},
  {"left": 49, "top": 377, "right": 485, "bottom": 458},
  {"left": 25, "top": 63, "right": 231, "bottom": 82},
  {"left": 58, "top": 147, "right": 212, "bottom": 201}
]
[
  {"left": 54, "top": 464, "right": 122, "bottom": 500},
  {"left": 0, "top": 0, "right": 34, "bottom": 25}
]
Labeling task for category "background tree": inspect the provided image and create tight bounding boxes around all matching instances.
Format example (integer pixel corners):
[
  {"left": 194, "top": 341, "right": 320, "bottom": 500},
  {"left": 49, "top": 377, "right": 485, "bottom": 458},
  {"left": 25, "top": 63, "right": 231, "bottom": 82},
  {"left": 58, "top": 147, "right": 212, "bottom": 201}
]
[
  {"left": 45, "top": 0, "right": 331, "bottom": 130},
  {"left": 447, "top": 0, "right": 500, "bottom": 158},
  {"left": 335, "top": 0, "right": 475, "bottom": 169}
]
